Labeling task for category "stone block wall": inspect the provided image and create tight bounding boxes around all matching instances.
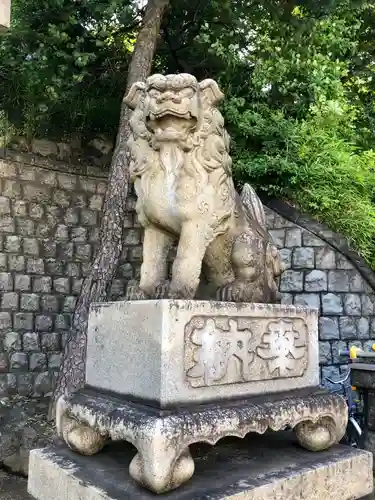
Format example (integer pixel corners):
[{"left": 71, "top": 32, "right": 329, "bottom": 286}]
[
  {"left": 264, "top": 201, "right": 375, "bottom": 387},
  {"left": 0, "top": 152, "right": 374, "bottom": 396},
  {"left": 0, "top": 153, "right": 110, "bottom": 397}
]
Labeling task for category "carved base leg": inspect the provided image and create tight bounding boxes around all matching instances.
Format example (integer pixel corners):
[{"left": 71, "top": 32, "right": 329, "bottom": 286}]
[
  {"left": 56, "top": 389, "right": 348, "bottom": 493},
  {"left": 129, "top": 445, "right": 195, "bottom": 494},
  {"left": 59, "top": 410, "right": 106, "bottom": 456},
  {"left": 294, "top": 417, "right": 339, "bottom": 452}
]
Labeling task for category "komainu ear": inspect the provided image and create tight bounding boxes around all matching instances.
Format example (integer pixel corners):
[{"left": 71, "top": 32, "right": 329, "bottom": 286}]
[
  {"left": 199, "top": 79, "right": 224, "bottom": 106},
  {"left": 124, "top": 82, "right": 146, "bottom": 109}
]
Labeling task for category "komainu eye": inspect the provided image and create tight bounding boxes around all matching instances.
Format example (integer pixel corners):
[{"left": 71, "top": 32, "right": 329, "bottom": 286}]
[
  {"left": 149, "top": 88, "right": 161, "bottom": 98},
  {"left": 179, "top": 87, "right": 195, "bottom": 98}
]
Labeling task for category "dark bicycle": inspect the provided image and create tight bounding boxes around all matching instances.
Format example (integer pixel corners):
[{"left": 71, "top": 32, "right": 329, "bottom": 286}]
[
  {"left": 325, "top": 368, "right": 364, "bottom": 448},
  {"left": 323, "top": 344, "right": 375, "bottom": 448}
]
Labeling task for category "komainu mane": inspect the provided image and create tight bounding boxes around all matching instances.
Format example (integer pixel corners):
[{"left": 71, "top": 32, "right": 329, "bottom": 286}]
[{"left": 124, "top": 73, "right": 282, "bottom": 303}]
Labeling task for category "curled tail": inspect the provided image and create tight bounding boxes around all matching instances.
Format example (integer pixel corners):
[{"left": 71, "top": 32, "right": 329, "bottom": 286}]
[
  {"left": 240, "top": 183, "right": 283, "bottom": 301},
  {"left": 240, "top": 183, "right": 267, "bottom": 231}
]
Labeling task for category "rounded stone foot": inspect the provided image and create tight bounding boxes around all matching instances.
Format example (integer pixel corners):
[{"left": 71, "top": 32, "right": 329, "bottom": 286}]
[
  {"left": 66, "top": 424, "right": 106, "bottom": 456},
  {"left": 60, "top": 412, "right": 106, "bottom": 456},
  {"left": 129, "top": 447, "right": 195, "bottom": 494},
  {"left": 295, "top": 417, "right": 338, "bottom": 451}
]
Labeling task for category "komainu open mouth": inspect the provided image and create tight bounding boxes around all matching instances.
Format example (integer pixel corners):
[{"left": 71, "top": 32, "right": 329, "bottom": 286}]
[{"left": 148, "top": 109, "right": 194, "bottom": 121}]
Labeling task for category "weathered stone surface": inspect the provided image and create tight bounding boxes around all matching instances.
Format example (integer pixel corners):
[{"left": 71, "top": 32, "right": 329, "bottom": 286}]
[
  {"left": 328, "top": 271, "right": 350, "bottom": 292},
  {"left": 14, "top": 275, "right": 31, "bottom": 292},
  {"left": 280, "top": 270, "right": 303, "bottom": 292},
  {"left": 86, "top": 300, "right": 319, "bottom": 406},
  {"left": 294, "top": 293, "right": 320, "bottom": 309},
  {"left": 26, "top": 259, "right": 44, "bottom": 275},
  {"left": 322, "top": 294, "right": 343, "bottom": 315},
  {"left": 357, "top": 317, "right": 370, "bottom": 339},
  {"left": 278, "top": 248, "right": 292, "bottom": 269},
  {"left": 331, "top": 341, "right": 348, "bottom": 364},
  {"left": 0, "top": 252, "right": 7, "bottom": 270},
  {"left": 35, "top": 315, "right": 53, "bottom": 333},
  {"left": 13, "top": 313, "right": 33, "bottom": 332},
  {"left": 124, "top": 75, "right": 281, "bottom": 303},
  {"left": 0, "top": 196, "right": 11, "bottom": 215},
  {"left": 349, "top": 272, "right": 364, "bottom": 292},
  {"left": 319, "top": 317, "right": 340, "bottom": 340},
  {"left": 28, "top": 432, "right": 372, "bottom": 500},
  {"left": 5, "top": 235, "right": 21, "bottom": 253},
  {"left": 305, "top": 270, "right": 327, "bottom": 292},
  {"left": 20, "top": 294, "right": 40, "bottom": 312},
  {"left": 9, "top": 256, "right": 25, "bottom": 272},
  {"left": 40, "top": 295, "right": 59, "bottom": 313},
  {"left": 0, "top": 272, "right": 13, "bottom": 291},
  {"left": 23, "top": 238, "right": 39, "bottom": 256},
  {"left": 22, "top": 333, "right": 39, "bottom": 352},
  {"left": 29, "top": 353, "right": 47, "bottom": 372},
  {"left": 3, "top": 332, "right": 21, "bottom": 351},
  {"left": 10, "top": 353, "right": 28, "bottom": 371},
  {"left": 281, "top": 293, "right": 293, "bottom": 305},
  {"left": 339, "top": 317, "right": 357, "bottom": 340},
  {"left": 31, "top": 139, "right": 58, "bottom": 157},
  {"left": 32, "top": 277, "right": 52, "bottom": 294},
  {"left": 40, "top": 333, "right": 60, "bottom": 351},
  {"left": 2, "top": 292, "right": 19, "bottom": 310},
  {"left": 362, "top": 295, "right": 375, "bottom": 316},
  {"left": 319, "top": 342, "right": 331, "bottom": 364},
  {"left": 54, "top": 389, "right": 348, "bottom": 494},
  {"left": 302, "top": 230, "right": 326, "bottom": 246},
  {"left": 0, "top": 397, "right": 54, "bottom": 477},
  {"left": 292, "top": 247, "right": 314, "bottom": 268},
  {"left": 285, "top": 228, "right": 302, "bottom": 247},
  {"left": 336, "top": 254, "right": 355, "bottom": 270},
  {"left": 344, "top": 294, "right": 362, "bottom": 316},
  {"left": 53, "top": 278, "right": 70, "bottom": 294}
]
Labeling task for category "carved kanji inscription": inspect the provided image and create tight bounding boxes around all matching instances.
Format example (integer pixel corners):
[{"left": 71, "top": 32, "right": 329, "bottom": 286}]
[{"left": 185, "top": 316, "right": 308, "bottom": 388}]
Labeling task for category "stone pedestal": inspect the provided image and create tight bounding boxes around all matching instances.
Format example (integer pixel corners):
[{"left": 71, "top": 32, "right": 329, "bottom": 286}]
[
  {"left": 85, "top": 300, "right": 320, "bottom": 407},
  {"left": 54, "top": 387, "right": 348, "bottom": 494},
  {"left": 29, "top": 300, "right": 356, "bottom": 495},
  {"left": 28, "top": 432, "right": 373, "bottom": 500}
]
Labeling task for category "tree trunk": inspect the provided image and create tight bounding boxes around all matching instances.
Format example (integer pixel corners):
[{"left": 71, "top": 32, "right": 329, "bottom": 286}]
[{"left": 49, "top": 0, "right": 170, "bottom": 420}]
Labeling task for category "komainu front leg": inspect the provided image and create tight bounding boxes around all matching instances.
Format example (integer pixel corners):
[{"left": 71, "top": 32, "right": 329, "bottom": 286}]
[
  {"left": 128, "top": 225, "right": 174, "bottom": 300},
  {"left": 169, "top": 222, "right": 213, "bottom": 299}
]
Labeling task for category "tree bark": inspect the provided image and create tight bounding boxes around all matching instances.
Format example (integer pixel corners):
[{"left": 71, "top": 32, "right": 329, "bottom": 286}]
[{"left": 49, "top": 0, "right": 170, "bottom": 420}]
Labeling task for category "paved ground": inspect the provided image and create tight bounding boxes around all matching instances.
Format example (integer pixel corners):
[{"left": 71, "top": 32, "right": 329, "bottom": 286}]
[{"left": 0, "top": 471, "right": 32, "bottom": 499}]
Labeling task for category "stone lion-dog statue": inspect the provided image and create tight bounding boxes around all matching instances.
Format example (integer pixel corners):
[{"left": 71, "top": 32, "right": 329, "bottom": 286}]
[{"left": 124, "top": 73, "right": 282, "bottom": 303}]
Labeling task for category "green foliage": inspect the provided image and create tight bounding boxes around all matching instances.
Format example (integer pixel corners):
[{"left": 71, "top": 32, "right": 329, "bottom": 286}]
[
  {"left": 1, "top": 0, "right": 375, "bottom": 269},
  {"left": 0, "top": 0, "right": 139, "bottom": 140},
  {"left": 227, "top": 99, "right": 375, "bottom": 267},
  {"left": 208, "top": 1, "right": 375, "bottom": 268}
]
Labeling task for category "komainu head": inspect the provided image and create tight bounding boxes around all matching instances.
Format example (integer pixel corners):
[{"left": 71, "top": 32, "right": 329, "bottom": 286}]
[
  {"left": 124, "top": 74, "right": 232, "bottom": 179},
  {"left": 125, "top": 73, "right": 224, "bottom": 138}
]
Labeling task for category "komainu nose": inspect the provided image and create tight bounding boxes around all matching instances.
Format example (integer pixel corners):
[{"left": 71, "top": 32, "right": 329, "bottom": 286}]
[{"left": 157, "top": 92, "right": 181, "bottom": 104}]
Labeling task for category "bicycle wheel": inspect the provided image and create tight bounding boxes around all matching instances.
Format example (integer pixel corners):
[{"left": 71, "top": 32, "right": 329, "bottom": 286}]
[{"left": 341, "top": 417, "right": 363, "bottom": 448}]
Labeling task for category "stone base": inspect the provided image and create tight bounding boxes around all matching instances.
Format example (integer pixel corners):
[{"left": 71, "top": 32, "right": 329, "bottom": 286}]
[
  {"left": 28, "top": 432, "right": 373, "bottom": 500},
  {"left": 55, "top": 387, "right": 348, "bottom": 494},
  {"left": 365, "top": 430, "right": 375, "bottom": 466},
  {"left": 85, "top": 300, "right": 319, "bottom": 407}
]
